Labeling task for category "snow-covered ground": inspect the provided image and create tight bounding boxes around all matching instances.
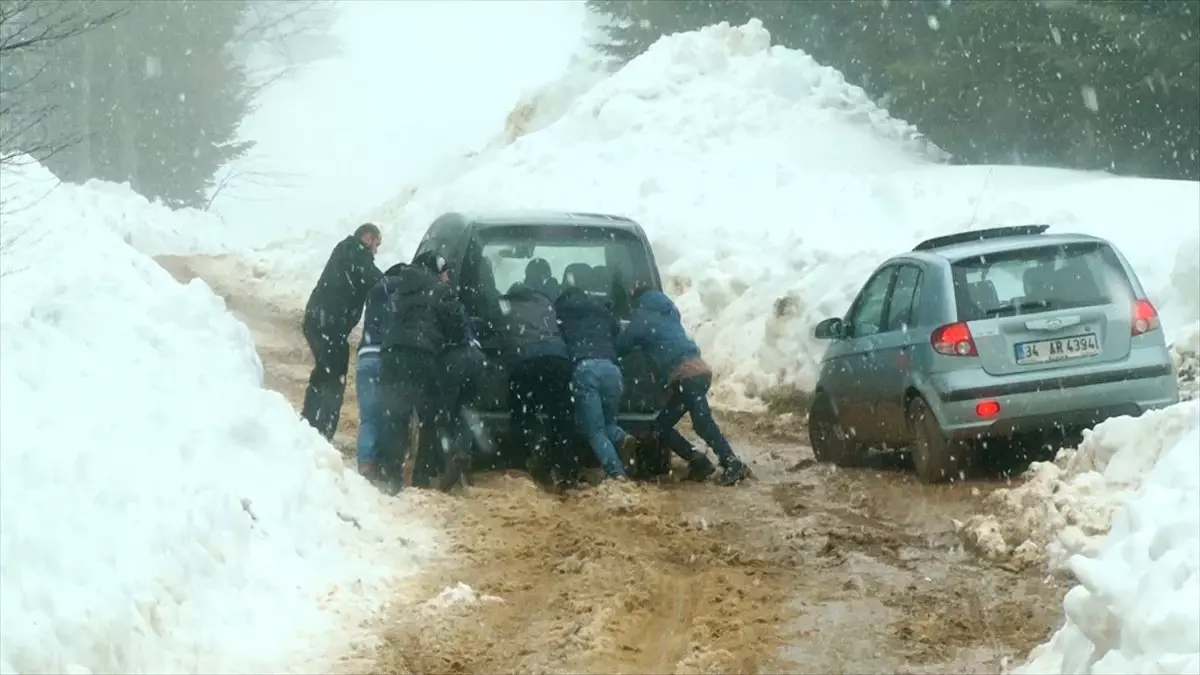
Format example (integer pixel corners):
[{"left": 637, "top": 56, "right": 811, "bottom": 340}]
[
  {"left": 0, "top": 162, "right": 440, "bottom": 674},
  {"left": 196, "top": 19, "right": 1200, "bottom": 411}
]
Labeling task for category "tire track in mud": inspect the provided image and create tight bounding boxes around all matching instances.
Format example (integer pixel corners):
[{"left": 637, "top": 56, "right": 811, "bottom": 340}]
[{"left": 157, "top": 254, "right": 1068, "bottom": 674}]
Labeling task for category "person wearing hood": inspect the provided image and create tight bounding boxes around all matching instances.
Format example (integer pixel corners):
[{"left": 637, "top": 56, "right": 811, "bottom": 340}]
[
  {"left": 301, "top": 223, "right": 384, "bottom": 440},
  {"left": 354, "top": 262, "right": 408, "bottom": 483},
  {"left": 498, "top": 277, "right": 576, "bottom": 490},
  {"left": 554, "top": 277, "right": 638, "bottom": 481},
  {"left": 376, "top": 250, "right": 469, "bottom": 489},
  {"left": 616, "top": 288, "right": 750, "bottom": 486}
]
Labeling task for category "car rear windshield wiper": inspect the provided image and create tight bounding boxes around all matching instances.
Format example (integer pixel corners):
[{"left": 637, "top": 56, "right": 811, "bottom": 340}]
[{"left": 981, "top": 299, "right": 1055, "bottom": 318}]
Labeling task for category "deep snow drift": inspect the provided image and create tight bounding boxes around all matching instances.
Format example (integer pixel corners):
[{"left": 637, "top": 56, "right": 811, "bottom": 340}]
[
  {"left": 999, "top": 401, "right": 1200, "bottom": 674},
  {"left": 959, "top": 402, "right": 1200, "bottom": 570},
  {"left": 214, "top": 19, "right": 1200, "bottom": 409},
  {"left": 0, "top": 162, "right": 438, "bottom": 674}
]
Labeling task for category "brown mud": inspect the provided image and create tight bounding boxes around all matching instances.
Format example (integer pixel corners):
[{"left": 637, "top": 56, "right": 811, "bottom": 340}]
[{"left": 157, "top": 254, "right": 1068, "bottom": 675}]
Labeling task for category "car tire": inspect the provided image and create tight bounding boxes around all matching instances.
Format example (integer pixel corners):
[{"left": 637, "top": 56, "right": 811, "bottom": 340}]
[
  {"left": 907, "top": 396, "right": 972, "bottom": 484},
  {"left": 808, "top": 393, "right": 867, "bottom": 467},
  {"left": 631, "top": 433, "right": 671, "bottom": 480}
]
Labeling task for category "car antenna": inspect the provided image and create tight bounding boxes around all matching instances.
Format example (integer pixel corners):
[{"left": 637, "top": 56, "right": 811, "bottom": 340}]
[{"left": 964, "top": 166, "right": 996, "bottom": 232}]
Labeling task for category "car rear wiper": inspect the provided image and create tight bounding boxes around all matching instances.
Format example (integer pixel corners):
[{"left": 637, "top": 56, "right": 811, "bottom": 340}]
[{"left": 981, "top": 299, "right": 1055, "bottom": 318}]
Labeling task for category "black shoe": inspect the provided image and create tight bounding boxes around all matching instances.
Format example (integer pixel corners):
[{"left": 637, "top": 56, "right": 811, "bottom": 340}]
[
  {"left": 686, "top": 455, "right": 717, "bottom": 482},
  {"left": 717, "top": 461, "right": 751, "bottom": 486}
]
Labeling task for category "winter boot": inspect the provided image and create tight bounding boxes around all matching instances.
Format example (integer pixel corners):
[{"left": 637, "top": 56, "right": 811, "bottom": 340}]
[{"left": 717, "top": 460, "right": 751, "bottom": 486}]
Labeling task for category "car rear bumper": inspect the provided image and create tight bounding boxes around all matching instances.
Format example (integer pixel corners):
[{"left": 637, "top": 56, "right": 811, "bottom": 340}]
[{"left": 929, "top": 358, "right": 1179, "bottom": 439}]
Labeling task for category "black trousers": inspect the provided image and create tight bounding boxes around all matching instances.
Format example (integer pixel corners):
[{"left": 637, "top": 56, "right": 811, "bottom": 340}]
[
  {"left": 301, "top": 319, "right": 350, "bottom": 440},
  {"left": 379, "top": 347, "right": 438, "bottom": 485},
  {"left": 508, "top": 355, "right": 576, "bottom": 482},
  {"left": 420, "top": 344, "right": 487, "bottom": 489}
]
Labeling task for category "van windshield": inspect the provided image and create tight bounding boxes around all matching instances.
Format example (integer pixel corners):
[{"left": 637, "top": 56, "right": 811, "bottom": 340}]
[
  {"left": 951, "top": 242, "right": 1135, "bottom": 321},
  {"left": 469, "top": 225, "right": 656, "bottom": 319}
]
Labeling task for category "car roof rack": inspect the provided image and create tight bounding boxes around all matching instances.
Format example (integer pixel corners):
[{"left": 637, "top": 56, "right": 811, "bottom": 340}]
[{"left": 912, "top": 224, "right": 1050, "bottom": 252}]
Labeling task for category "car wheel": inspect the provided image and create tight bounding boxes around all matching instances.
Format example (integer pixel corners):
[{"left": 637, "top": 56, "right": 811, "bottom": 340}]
[
  {"left": 631, "top": 433, "right": 671, "bottom": 480},
  {"left": 907, "top": 396, "right": 972, "bottom": 484},
  {"left": 808, "top": 393, "right": 867, "bottom": 467}
]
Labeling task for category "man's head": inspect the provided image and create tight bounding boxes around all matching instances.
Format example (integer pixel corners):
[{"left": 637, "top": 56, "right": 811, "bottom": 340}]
[
  {"left": 355, "top": 223, "right": 382, "bottom": 254},
  {"left": 412, "top": 250, "right": 451, "bottom": 283}
]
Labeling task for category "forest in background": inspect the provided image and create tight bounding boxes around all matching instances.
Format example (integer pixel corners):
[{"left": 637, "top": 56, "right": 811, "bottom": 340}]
[
  {"left": 0, "top": 0, "right": 337, "bottom": 208},
  {"left": 2, "top": 0, "right": 1196, "bottom": 211},
  {"left": 588, "top": 0, "right": 1200, "bottom": 181}
]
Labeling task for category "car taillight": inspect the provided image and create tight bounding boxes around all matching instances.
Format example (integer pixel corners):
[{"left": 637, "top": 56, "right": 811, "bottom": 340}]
[
  {"left": 932, "top": 321, "right": 978, "bottom": 356},
  {"left": 1132, "top": 299, "right": 1160, "bottom": 336}
]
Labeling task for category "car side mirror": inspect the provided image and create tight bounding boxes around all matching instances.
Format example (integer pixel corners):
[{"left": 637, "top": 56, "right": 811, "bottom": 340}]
[{"left": 813, "top": 317, "right": 846, "bottom": 340}]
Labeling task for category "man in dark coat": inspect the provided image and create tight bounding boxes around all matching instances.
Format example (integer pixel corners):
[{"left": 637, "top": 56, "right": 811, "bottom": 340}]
[
  {"left": 554, "top": 278, "right": 638, "bottom": 481},
  {"left": 301, "top": 223, "right": 383, "bottom": 440},
  {"left": 616, "top": 288, "right": 750, "bottom": 486},
  {"left": 499, "top": 280, "right": 575, "bottom": 490},
  {"left": 377, "top": 250, "right": 469, "bottom": 489}
]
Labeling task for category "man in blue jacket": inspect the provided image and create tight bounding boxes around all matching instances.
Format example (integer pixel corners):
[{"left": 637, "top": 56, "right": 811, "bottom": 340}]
[
  {"left": 554, "top": 278, "right": 638, "bottom": 481},
  {"left": 355, "top": 262, "right": 407, "bottom": 483},
  {"left": 616, "top": 288, "right": 750, "bottom": 486}
]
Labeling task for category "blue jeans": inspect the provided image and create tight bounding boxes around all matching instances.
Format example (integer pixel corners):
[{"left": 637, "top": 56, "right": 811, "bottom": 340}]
[
  {"left": 355, "top": 351, "right": 385, "bottom": 466},
  {"left": 658, "top": 373, "right": 739, "bottom": 468},
  {"left": 573, "top": 359, "right": 629, "bottom": 478}
]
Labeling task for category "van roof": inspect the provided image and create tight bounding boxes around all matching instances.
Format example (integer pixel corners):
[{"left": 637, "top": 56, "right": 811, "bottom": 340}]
[{"left": 461, "top": 210, "right": 640, "bottom": 230}]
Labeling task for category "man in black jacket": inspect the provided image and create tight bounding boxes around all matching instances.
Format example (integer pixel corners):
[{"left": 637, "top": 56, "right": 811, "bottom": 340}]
[
  {"left": 499, "top": 280, "right": 575, "bottom": 490},
  {"left": 302, "top": 223, "right": 383, "bottom": 440},
  {"left": 378, "top": 250, "right": 469, "bottom": 488}
]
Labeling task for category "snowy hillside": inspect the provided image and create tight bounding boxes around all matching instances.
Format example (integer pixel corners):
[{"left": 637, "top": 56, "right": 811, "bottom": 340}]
[
  {"left": 228, "top": 19, "right": 1200, "bottom": 409},
  {"left": 0, "top": 162, "right": 438, "bottom": 673}
]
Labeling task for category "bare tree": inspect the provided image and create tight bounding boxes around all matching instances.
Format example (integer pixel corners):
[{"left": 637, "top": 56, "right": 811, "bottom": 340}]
[
  {"left": 0, "top": 0, "right": 126, "bottom": 169},
  {"left": 233, "top": 0, "right": 341, "bottom": 98}
]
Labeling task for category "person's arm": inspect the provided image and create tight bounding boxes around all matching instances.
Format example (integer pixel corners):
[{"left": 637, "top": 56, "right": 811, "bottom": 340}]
[
  {"left": 435, "top": 286, "right": 470, "bottom": 347},
  {"left": 615, "top": 309, "right": 648, "bottom": 356}
]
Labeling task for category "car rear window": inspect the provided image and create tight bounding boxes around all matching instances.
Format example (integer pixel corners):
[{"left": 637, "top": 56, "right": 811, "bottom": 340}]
[
  {"left": 950, "top": 242, "right": 1135, "bottom": 321},
  {"left": 470, "top": 225, "right": 656, "bottom": 318}
]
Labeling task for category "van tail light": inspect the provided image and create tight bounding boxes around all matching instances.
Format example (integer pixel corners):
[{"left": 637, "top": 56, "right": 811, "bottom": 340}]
[
  {"left": 932, "top": 321, "right": 978, "bottom": 356},
  {"left": 975, "top": 400, "right": 1001, "bottom": 418},
  {"left": 1132, "top": 299, "right": 1160, "bottom": 336}
]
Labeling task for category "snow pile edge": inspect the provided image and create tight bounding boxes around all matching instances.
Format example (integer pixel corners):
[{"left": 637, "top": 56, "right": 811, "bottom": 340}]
[
  {"left": 957, "top": 401, "right": 1200, "bottom": 571},
  {"left": 0, "top": 159, "right": 439, "bottom": 674}
]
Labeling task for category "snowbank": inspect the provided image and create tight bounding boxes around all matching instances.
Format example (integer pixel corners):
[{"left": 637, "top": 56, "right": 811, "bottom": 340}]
[
  {"left": 232, "top": 18, "right": 1200, "bottom": 409},
  {"left": 1009, "top": 404, "right": 1200, "bottom": 674},
  {"left": 958, "top": 401, "right": 1200, "bottom": 570},
  {"left": 0, "top": 161, "right": 438, "bottom": 673}
]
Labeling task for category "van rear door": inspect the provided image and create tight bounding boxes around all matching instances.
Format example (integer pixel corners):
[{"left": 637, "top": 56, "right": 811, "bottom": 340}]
[{"left": 461, "top": 224, "right": 662, "bottom": 414}]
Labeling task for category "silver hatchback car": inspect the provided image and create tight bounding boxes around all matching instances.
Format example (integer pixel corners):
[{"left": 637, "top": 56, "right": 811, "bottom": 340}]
[{"left": 808, "top": 225, "right": 1180, "bottom": 483}]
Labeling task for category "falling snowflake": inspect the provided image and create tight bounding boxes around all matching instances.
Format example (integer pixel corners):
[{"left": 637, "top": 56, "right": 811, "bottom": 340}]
[{"left": 1080, "top": 86, "right": 1099, "bottom": 112}]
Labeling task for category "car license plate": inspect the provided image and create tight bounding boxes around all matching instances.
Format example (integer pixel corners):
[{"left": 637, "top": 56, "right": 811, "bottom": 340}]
[{"left": 1014, "top": 333, "right": 1101, "bottom": 365}]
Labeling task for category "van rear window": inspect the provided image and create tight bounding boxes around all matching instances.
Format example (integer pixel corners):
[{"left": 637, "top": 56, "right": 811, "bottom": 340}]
[
  {"left": 950, "top": 242, "right": 1134, "bottom": 321},
  {"left": 469, "top": 225, "right": 656, "bottom": 318}
]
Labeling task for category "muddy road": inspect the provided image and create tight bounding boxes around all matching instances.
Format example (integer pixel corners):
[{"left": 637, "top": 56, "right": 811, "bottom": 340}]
[{"left": 158, "top": 254, "right": 1067, "bottom": 674}]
